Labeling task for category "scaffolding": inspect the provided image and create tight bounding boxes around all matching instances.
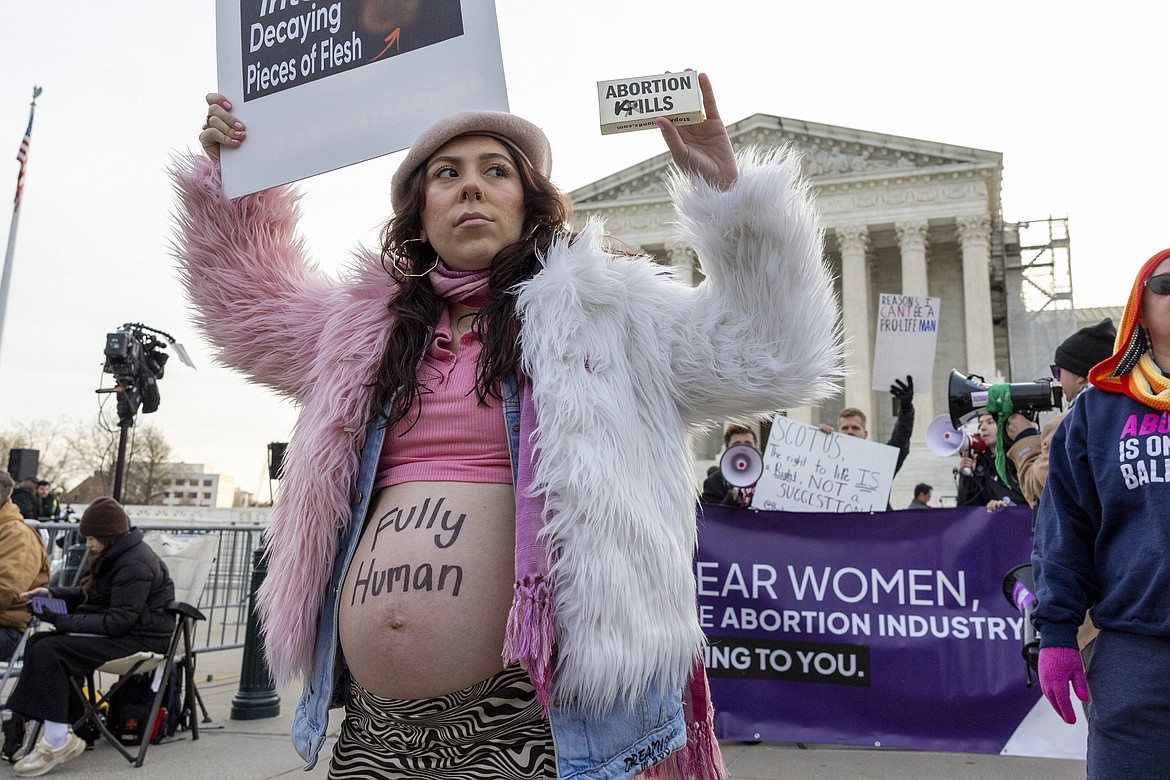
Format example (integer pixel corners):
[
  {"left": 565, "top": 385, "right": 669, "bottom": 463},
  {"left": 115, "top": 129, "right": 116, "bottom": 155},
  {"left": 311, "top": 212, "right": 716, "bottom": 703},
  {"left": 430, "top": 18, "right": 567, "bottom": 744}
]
[{"left": 999, "top": 217, "right": 1077, "bottom": 382}]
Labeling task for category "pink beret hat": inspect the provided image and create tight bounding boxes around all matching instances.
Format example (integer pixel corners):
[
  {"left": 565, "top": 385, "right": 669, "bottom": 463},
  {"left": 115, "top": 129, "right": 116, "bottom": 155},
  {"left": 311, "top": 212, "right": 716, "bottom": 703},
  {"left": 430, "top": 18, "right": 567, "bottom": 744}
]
[{"left": 391, "top": 111, "right": 552, "bottom": 214}]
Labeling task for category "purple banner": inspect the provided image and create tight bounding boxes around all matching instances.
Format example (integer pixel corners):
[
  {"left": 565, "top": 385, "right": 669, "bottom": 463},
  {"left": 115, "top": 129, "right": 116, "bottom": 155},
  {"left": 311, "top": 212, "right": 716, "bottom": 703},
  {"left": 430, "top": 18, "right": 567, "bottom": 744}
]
[{"left": 697, "top": 504, "right": 1042, "bottom": 753}]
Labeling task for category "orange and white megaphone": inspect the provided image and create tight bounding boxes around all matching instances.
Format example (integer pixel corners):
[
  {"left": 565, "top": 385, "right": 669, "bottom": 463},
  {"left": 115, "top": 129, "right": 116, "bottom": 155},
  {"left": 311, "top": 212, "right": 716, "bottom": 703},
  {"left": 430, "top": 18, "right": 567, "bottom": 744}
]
[
  {"left": 720, "top": 443, "right": 763, "bottom": 488},
  {"left": 926, "top": 414, "right": 980, "bottom": 457}
]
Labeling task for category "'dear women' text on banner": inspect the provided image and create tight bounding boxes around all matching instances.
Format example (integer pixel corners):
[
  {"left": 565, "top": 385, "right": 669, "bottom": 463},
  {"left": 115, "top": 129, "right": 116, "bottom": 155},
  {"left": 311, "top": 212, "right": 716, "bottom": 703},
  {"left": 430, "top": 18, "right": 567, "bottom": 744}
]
[
  {"left": 695, "top": 503, "right": 1086, "bottom": 758},
  {"left": 216, "top": 0, "right": 508, "bottom": 198}
]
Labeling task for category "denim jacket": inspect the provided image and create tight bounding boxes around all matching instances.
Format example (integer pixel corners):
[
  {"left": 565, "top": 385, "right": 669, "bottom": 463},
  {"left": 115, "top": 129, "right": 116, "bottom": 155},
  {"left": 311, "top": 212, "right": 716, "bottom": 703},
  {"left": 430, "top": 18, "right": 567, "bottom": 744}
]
[{"left": 291, "top": 375, "right": 686, "bottom": 778}]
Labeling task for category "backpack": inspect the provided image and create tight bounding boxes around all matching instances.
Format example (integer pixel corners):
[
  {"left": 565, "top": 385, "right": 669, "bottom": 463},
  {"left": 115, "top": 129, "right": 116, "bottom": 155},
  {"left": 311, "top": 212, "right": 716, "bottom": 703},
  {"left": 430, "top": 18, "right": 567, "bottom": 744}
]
[
  {"left": 2, "top": 713, "right": 26, "bottom": 763},
  {"left": 104, "top": 667, "right": 182, "bottom": 745}
]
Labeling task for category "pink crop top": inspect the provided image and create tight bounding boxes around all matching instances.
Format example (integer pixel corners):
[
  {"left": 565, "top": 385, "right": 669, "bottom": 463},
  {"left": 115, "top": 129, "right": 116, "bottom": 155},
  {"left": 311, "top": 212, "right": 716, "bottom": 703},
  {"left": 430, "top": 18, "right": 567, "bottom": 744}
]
[{"left": 374, "top": 307, "right": 512, "bottom": 488}]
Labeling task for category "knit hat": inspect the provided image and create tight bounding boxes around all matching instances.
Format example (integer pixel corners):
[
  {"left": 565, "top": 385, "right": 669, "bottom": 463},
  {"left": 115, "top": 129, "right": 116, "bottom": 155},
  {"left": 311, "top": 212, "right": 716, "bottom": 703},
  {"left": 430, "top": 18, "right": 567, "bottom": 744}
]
[
  {"left": 1054, "top": 318, "right": 1117, "bottom": 378},
  {"left": 79, "top": 497, "right": 130, "bottom": 538},
  {"left": 390, "top": 111, "right": 552, "bottom": 214}
]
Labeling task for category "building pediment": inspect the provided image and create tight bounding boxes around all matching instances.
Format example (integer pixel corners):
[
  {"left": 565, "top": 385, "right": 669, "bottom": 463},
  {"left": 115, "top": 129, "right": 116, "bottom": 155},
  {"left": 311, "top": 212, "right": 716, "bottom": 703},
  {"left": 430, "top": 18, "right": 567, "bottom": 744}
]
[{"left": 570, "top": 113, "right": 1002, "bottom": 208}]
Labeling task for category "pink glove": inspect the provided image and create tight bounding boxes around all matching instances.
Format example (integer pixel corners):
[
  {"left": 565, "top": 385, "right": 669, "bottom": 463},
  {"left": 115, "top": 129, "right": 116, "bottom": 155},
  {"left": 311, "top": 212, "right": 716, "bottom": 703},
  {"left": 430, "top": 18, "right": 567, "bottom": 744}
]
[{"left": 1038, "top": 646, "right": 1089, "bottom": 724}]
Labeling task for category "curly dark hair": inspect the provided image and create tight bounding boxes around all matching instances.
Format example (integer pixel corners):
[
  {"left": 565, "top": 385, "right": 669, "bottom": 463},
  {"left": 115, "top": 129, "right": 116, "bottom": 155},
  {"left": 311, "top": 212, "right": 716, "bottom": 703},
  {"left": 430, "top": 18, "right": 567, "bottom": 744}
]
[{"left": 373, "top": 136, "right": 572, "bottom": 431}]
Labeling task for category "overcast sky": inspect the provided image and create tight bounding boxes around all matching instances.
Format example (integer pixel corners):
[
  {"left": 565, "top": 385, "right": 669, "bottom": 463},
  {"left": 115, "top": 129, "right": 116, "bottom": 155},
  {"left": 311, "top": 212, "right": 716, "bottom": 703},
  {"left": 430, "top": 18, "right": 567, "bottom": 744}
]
[{"left": 1, "top": 1, "right": 1166, "bottom": 495}]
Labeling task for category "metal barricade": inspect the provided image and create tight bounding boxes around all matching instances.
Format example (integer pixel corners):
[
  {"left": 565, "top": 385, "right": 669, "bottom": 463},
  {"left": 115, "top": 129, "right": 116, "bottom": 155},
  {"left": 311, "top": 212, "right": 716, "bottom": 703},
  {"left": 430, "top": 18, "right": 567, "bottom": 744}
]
[{"left": 34, "top": 522, "right": 263, "bottom": 654}]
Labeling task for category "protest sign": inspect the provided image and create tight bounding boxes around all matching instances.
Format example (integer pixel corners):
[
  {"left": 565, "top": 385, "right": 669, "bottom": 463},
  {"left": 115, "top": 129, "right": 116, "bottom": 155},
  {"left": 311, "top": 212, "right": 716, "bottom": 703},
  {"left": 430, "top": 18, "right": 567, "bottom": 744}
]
[
  {"left": 596, "top": 70, "right": 704, "bottom": 135},
  {"left": 871, "top": 293, "right": 940, "bottom": 391},
  {"left": 754, "top": 416, "right": 898, "bottom": 513},
  {"left": 697, "top": 503, "right": 1086, "bottom": 758},
  {"left": 215, "top": 0, "right": 509, "bottom": 198}
]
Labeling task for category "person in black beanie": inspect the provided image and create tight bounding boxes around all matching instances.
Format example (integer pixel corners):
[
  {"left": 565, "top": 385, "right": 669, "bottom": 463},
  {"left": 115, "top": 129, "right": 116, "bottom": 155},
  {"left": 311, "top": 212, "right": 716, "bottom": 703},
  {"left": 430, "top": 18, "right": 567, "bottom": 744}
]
[
  {"left": 1005, "top": 318, "right": 1117, "bottom": 508},
  {"left": 5, "top": 498, "right": 174, "bottom": 776}
]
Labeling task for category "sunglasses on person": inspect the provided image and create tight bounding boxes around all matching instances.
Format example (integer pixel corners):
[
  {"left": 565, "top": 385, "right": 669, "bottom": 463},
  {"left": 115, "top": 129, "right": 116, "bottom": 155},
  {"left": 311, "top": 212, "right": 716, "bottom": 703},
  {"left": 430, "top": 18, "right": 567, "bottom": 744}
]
[
  {"left": 1146, "top": 273, "right": 1170, "bottom": 296},
  {"left": 1050, "top": 364, "right": 1062, "bottom": 380}
]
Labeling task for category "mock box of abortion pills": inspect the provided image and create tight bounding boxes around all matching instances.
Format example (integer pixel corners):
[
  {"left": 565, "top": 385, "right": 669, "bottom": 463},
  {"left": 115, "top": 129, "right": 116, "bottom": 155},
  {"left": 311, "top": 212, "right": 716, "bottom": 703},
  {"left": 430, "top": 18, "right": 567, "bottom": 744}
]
[{"left": 597, "top": 70, "right": 704, "bottom": 135}]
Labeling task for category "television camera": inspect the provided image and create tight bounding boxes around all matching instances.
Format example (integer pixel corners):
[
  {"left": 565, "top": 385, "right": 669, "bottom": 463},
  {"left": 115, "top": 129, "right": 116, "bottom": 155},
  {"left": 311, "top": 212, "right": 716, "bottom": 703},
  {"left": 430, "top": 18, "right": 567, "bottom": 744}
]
[
  {"left": 100, "top": 323, "right": 194, "bottom": 424},
  {"left": 97, "top": 323, "right": 194, "bottom": 503}
]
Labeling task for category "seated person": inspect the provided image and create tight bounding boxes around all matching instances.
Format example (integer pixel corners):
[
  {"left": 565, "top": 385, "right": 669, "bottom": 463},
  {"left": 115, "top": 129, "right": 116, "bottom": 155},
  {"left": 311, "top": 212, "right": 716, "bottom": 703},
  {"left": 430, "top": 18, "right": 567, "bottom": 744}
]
[
  {"left": 956, "top": 413, "right": 1026, "bottom": 510},
  {"left": 0, "top": 471, "right": 50, "bottom": 662},
  {"left": 702, "top": 422, "right": 759, "bottom": 507},
  {"left": 6, "top": 498, "right": 175, "bottom": 777}
]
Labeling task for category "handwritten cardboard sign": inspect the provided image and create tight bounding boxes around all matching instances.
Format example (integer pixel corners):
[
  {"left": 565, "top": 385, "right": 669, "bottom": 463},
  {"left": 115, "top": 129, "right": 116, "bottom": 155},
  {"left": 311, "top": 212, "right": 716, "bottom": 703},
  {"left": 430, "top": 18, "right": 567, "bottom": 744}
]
[
  {"left": 754, "top": 416, "right": 898, "bottom": 513},
  {"left": 215, "top": 0, "right": 509, "bottom": 198},
  {"left": 871, "top": 293, "right": 940, "bottom": 391}
]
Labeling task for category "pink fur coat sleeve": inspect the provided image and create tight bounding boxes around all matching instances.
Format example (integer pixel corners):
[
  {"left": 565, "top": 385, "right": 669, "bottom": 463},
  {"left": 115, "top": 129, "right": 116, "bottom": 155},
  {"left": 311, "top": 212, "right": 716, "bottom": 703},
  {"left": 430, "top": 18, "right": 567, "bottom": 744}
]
[
  {"left": 170, "top": 154, "right": 341, "bottom": 400},
  {"left": 170, "top": 154, "right": 397, "bottom": 683}
]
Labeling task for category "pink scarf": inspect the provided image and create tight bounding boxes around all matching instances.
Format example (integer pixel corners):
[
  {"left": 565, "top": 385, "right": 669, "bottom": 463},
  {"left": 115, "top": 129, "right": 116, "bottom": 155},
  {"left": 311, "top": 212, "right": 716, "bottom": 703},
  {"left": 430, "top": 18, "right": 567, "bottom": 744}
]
[{"left": 428, "top": 261, "right": 491, "bottom": 307}]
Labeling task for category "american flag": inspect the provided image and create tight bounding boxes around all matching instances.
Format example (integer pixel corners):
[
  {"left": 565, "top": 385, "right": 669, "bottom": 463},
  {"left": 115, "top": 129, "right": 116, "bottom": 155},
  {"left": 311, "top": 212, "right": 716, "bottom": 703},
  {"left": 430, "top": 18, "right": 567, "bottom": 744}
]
[{"left": 15, "top": 112, "right": 33, "bottom": 207}]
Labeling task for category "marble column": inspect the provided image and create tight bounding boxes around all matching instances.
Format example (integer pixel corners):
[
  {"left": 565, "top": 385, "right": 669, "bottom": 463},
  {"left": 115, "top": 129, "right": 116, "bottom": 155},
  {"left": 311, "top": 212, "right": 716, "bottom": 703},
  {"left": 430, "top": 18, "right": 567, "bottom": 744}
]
[
  {"left": 956, "top": 214, "right": 997, "bottom": 381},
  {"left": 665, "top": 238, "right": 697, "bottom": 286},
  {"left": 896, "top": 220, "right": 930, "bottom": 298},
  {"left": 836, "top": 225, "right": 871, "bottom": 411},
  {"left": 895, "top": 220, "right": 934, "bottom": 423}
]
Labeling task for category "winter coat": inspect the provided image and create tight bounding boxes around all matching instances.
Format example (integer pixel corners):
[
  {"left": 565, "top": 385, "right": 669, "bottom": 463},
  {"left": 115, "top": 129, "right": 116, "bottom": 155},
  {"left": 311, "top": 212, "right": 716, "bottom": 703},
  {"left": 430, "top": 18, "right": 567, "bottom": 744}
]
[
  {"left": 0, "top": 500, "right": 49, "bottom": 630},
  {"left": 51, "top": 529, "right": 175, "bottom": 639},
  {"left": 171, "top": 147, "right": 842, "bottom": 712},
  {"left": 10, "top": 488, "right": 39, "bottom": 520}
]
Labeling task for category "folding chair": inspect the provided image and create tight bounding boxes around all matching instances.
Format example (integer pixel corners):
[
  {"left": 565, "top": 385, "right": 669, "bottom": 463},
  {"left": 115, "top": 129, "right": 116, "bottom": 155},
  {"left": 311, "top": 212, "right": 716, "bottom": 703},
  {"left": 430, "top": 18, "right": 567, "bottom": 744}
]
[
  {"left": 0, "top": 621, "right": 37, "bottom": 701},
  {"left": 69, "top": 531, "right": 219, "bottom": 768},
  {"left": 1, "top": 620, "right": 40, "bottom": 761}
]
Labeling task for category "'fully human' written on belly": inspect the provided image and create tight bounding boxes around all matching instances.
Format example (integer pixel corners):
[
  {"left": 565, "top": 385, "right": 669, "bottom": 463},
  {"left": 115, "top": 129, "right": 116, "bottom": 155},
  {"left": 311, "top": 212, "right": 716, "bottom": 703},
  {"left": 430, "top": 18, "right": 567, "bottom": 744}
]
[{"left": 350, "top": 496, "right": 466, "bottom": 605}]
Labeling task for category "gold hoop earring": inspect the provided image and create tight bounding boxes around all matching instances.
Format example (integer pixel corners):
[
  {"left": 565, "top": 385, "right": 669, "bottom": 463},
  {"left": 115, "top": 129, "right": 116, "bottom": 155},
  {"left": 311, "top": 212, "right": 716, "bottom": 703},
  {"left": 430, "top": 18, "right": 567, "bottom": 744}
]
[
  {"left": 394, "top": 238, "right": 439, "bottom": 278},
  {"left": 397, "top": 257, "right": 439, "bottom": 278}
]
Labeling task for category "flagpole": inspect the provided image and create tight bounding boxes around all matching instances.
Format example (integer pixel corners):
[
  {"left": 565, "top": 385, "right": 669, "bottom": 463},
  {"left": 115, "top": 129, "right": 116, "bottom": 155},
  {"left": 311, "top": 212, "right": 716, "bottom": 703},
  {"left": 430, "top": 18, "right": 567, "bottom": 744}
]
[{"left": 0, "top": 86, "right": 42, "bottom": 367}]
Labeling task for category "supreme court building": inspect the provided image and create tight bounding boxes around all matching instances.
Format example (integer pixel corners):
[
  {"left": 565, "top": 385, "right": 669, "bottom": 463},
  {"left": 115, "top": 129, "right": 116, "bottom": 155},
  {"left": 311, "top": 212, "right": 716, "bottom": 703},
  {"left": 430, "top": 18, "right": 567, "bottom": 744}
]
[{"left": 570, "top": 113, "right": 1081, "bottom": 507}]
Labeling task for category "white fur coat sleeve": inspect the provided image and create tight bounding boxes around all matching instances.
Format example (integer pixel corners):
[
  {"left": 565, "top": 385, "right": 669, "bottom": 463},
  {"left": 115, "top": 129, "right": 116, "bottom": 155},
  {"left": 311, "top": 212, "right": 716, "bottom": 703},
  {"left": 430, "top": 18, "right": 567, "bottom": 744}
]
[
  {"left": 665, "top": 146, "right": 843, "bottom": 424},
  {"left": 513, "top": 146, "right": 841, "bottom": 714}
]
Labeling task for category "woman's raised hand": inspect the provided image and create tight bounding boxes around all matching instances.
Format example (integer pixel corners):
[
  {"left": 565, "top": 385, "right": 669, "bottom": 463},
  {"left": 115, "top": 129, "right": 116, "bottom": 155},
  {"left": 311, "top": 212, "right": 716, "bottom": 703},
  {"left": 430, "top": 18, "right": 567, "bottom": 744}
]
[
  {"left": 656, "top": 72, "right": 737, "bottom": 191},
  {"left": 200, "top": 92, "right": 246, "bottom": 161},
  {"left": 20, "top": 587, "right": 50, "bottom": 600}
]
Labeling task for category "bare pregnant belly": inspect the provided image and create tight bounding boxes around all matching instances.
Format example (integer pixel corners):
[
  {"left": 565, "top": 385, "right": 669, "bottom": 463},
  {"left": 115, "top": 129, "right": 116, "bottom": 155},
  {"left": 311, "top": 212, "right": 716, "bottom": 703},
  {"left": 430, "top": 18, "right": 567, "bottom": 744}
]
[{"left": 338, "top": 481, "right": 516, "bottom": 699}]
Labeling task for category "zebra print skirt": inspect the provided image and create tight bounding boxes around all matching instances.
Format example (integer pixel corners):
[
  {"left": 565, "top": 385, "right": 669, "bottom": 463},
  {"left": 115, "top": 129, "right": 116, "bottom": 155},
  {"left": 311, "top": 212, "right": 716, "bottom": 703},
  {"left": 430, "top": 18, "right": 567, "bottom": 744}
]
[{"left": 328, "top": 664, "right": 555, "bottom": 779}]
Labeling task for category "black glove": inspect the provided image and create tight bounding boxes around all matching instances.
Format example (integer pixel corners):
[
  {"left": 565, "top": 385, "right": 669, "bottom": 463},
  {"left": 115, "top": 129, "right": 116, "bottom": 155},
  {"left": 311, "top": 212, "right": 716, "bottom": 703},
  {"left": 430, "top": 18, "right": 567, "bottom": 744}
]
[
  {"left": 35, "top": 608, "right": 60, "bottom": 625},
  {"left": 889, "top": 375, "right": 914, "bottom": 413}
]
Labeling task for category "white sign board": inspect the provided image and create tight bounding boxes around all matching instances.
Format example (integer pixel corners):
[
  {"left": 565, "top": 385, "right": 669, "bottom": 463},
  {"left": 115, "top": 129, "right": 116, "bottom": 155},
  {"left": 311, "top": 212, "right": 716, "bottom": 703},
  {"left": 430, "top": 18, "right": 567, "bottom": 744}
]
[
  {"left": 215, "top": 0, "right": 509, "bottom": 199},
  {"left": 754, "top": 416, "right": 899, "bottom": 513},
  {"left": 871, "top": 293, "right": 941, "bottom": 391},
  {"left": 596, "top": 70, "right": 704, "bottom": 135}
]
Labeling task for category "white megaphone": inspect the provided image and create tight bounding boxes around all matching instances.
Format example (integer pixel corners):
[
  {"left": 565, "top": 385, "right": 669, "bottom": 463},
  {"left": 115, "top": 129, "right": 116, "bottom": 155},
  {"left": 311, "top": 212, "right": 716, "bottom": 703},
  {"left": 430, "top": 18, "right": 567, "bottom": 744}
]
[
  {"left": 925, "top": 414, "right": 976, "bottom": 457},
  {"left": 720, "top": 443, "right": 763, "bottom": 488}
]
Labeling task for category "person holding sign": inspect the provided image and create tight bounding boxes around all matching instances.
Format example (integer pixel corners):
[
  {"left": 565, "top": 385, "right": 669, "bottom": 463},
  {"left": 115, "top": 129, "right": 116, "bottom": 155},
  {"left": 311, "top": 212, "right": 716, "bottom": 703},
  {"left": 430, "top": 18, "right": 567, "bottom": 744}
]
[
  {"left": 817, "top": 376, "right": 915, "bottom": 510},
  {"left": 820, "top": 375, "right": 915, "bottom": 473},
  {"left": 1032, "top": 249, "right": 1170, "bottom": 777},
  {"left": 176, "top": 73, "right": 842, "bottom": 779}
]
